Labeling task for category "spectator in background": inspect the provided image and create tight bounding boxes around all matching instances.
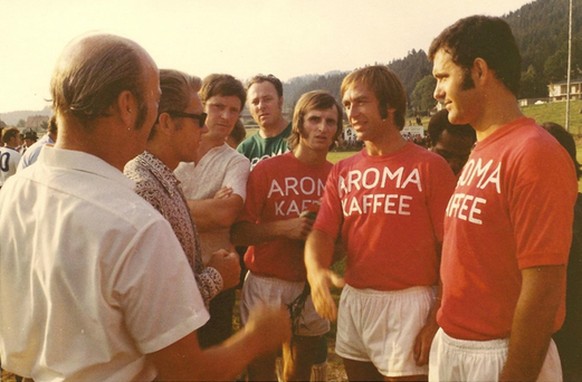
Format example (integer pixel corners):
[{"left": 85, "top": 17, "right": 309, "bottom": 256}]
[
  {"left": 305, "top": 66, "right": 456, "bottom": 381},
  {"left": 0, "top": 33, "right": 289, "bottom": 381},
  {"left": 174, "top": 73, "right": 249, "bottom": 349},
  {"left": 17, "top": 115, "right": 57, "bottom": 171},
  {"left": 227, "top": 119, "right": 247, "bottom": 149},
  {"left": 427, "top": 109, "right": 476, "bottom": 176},
  {"left": 20, "top": 130, "right": 38, "bottom": 154},
  {"left": 543, "top": 122, "right": 582, "bottom": 382},
  {"left": 124, "top": 69, "right": 241, "bottom": 308},
  {"left": 429, "top": 15, "right": 577, "bottom": 382},
  {"left": 237, "top": 74, "right": 291, "bottom": 169},
  {"left": 232, "top": 90, "right": 343, "bottom": 382},
  {"left": 0, "top": 127, "right": 22, "bottom": 187}
]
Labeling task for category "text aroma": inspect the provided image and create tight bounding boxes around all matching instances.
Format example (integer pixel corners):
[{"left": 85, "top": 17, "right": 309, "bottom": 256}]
[{"left": 339, "top": 167, "right": 422, "bottom": 197}]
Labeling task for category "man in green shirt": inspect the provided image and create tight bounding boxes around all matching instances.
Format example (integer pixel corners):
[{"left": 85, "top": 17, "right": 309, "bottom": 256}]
[{"left": 237, "top": 74, "right": 291, "bottom": 169}]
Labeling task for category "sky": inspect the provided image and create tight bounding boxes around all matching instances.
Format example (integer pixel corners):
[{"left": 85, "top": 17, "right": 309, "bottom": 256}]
[{"left": 0, "top": 0, "right": 534, "bottom": 114}]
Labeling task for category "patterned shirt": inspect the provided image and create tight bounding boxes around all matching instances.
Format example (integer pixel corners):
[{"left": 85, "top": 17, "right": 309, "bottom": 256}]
[{"left": 124, "top": 151, "right": 222, "bottom": 306}]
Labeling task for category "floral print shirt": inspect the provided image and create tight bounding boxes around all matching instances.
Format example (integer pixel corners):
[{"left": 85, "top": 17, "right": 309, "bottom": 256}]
[{"left": 124, "top": 151, "right": 222, "bottom": 306}]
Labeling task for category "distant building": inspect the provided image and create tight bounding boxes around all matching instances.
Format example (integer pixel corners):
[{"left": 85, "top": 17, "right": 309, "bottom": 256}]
[
  {"left": 548, "top": 79, "right": 582, "bottom": 102},
  {"left": 518, "top": 98, "right": 549, "bottom": 107},
  {"left": 341, "top": 125, "right": 357, "bottom": 148}
]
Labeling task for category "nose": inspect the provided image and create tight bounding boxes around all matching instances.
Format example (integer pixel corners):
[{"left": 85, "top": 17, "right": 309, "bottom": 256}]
[
  {"left": 433, "top": 82, "right": 444, "bottom": 102},
  {"left": 346, "top": 105, "right": 358, "bottom": 121}
]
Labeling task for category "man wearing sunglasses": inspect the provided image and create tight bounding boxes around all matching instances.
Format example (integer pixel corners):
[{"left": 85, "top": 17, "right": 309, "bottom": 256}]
[
  {"left": 174, "top": 73, "right": 250, "bottom": 349},
  {"left": 125, "top": 69, "right": 241, "bottom": 308}
]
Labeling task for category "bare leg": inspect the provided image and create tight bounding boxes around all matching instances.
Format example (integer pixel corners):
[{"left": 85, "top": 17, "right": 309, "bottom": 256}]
[
  {"left": 247, "top": 351, "right": 278, "bottom": 382},
  {"left": 283, "top": 336, "right": 327, "bottom": 382}
]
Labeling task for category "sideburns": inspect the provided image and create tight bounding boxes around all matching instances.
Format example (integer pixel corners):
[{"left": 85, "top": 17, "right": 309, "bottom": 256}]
[{"left": 461, "top": 68, "right": 475, "bottom": 91}]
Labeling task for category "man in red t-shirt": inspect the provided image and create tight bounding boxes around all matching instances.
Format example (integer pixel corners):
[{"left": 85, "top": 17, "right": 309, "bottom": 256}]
[
  {"left": 231, "top": 91, "right": 343, "bottom": 382},
  {"left": 428, "top": 16, "right": 578, "bottom": 382},
  {"left": 305, "top": 66, "right": 456, "bottom": 381}
]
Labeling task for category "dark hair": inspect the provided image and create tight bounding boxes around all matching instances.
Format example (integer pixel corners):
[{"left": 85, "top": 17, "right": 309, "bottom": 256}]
[
  {"left": 228, "top": 119, "right": 247, "bottom": 148},
  {"left": 149, "top": 69, "right": 200, "bottom": 140},
  {"left": 542, "top": 122, "right": 581, "bottom": 180},
  {"left": 428, "top": 109, "right": 476, "bottom": 146},
  {"left": 340, "top": 66, "right": 407, "bottom": 129},
  {"left": 429, "top": 15, "right": 521, "bottom": 97},
  {"left": 158, "top": 69, "right": 200, "bottom": 115},
  {"left": 200, "top": 74, "right": 246, "bottom": 110},
  {"left": 289, "top": 90, "right": 343, "bottom": 150},
  {"left": 2, "top": 127, "right": 20, "bottom": 144},
  {"left": 246, "top": 74, "right": 283, "bottom": 98}
]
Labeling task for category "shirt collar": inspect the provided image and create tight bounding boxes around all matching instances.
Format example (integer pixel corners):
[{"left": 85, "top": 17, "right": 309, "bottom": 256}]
[{"left": 137, "top": 150, "right": 181, "bottom": 194}]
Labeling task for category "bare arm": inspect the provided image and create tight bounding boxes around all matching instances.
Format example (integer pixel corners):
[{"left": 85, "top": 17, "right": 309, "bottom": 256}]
[
  {"left": 148, "top": 305, "right": 291, "bottom": 381},
  {"left": 304, "top": 229, "right": 344, "bottom": 321},
  {"left": 187, "top": 193, "right": 244, "bottom": 232},
  {"left": 231, "top": 216, "right": 314, "bottom": 246},
  {"left": 413, "top": 243, "right": 443, "bottom": 366},
  {"left": 500, "top": 265, "right": 566, "bottom": 381}
]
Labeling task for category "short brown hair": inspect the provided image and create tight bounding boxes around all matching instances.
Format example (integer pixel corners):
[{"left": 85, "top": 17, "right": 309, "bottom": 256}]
[
  {"left": 200, "top": 74, "right": 246, "bottom": 109},
  {"left": 340, "top": 66, "right": 406, "bottom": 130},
  {"left": 149, "top": 69, "right": 201, "bottom": 140},
  {"left": 2, "top": 127, "right": 20, "bottom": 144},
  {"left": 158, "top": 69, "right": 201, "bottom": 115},
  {"left": 289, "top": 90, "right": 343, "bottom": 150},
  {"left": 246, "top": 74, "right": 283, "bottom": 98}
]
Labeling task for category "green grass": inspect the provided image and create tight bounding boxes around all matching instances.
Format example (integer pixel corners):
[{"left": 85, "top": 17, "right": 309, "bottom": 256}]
[{"left": 522, "top": 100, "right": 582, "bottom": 136}]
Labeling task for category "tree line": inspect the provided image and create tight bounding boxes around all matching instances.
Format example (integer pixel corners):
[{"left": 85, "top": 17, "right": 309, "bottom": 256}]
[{"left": 283, "top": 0, "right": 582, "bottom": 117}]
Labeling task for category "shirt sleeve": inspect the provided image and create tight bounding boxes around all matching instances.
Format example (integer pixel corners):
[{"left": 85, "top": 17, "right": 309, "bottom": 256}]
[
  {"left": 223, "top": 154, "right": 250, "bottom": 202},
  {"left": 194, "top": 266, "right": 223, "bottom": 306},
  {"left": 509, "top": 139, "right": 577, "bottom": 268},
  {"left": 113, "top": 218, "right": 209, "bottom": 354},
  {"left": 313, "top": 164, "right": 343, "bottom": 239},
  {"left": 426, "top": 156, "right": 457, "bottom": 243},
  {"left": 237, "top": 162, "right": 266, "bottom": 223}
]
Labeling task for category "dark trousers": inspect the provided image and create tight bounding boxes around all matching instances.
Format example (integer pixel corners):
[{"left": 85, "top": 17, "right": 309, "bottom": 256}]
[{"left": 197, "top": 288, "right": 236, "bottom": 348}]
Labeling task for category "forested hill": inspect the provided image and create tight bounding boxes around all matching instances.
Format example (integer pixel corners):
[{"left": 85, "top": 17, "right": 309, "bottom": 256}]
[{"left": 282, "top": 0, "right": 582, "bottom": 114}]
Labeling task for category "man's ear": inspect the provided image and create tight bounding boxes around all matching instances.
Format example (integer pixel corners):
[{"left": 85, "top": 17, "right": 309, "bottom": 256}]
[
  {"left": 472, "top": 58, "right": 489, "bottom": 83},
  {"left": 116, "top": 90, "right": 138, "bottom": 127},
  {"left": 155, "top": 112, "right": 174, "bottom": 135}
]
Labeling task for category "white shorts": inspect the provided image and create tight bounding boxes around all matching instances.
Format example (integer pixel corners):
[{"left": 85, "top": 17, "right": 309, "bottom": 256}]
[
  {"left": 429, "top": 328, "right": 562, "bottom": 382},
  {"left": 335, "top": 284, "right": 434, "bottom": 377},
  {"left": 240, "top": 272, "right": 330, "bottom": 337}
]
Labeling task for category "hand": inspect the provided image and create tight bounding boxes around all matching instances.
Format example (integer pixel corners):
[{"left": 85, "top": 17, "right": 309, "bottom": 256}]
[
  {"left": 207, "top": 249, "right": 241, "bottom": 290},
  {"left": 213, "top": 186, "right": 233, "bottom": 200},
  {"left": 413, "top": 313, "right": 439, "bottom": 366},
  {"left": 245, "top": 305, "right": 292, "bottom": 355},
  {"left": 308, "top": 268, "right": 344, "bottom": 321},
  {"left": 280, "top": 216, "right": 315, "bottom": 241}
]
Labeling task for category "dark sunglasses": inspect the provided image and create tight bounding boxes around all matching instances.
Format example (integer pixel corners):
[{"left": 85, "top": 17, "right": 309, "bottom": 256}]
[{"left": 161, "top": 111, "right": 207, "bottom": 127}]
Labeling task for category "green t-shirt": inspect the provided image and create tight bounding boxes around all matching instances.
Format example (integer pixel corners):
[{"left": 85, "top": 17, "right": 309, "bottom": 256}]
[{"left": 237, "top": 123, "right": 292, "bottom": 170}]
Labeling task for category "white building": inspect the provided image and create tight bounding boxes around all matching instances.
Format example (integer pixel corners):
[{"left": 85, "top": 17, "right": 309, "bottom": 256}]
[{"left": 548, "top": 79, "right": 582, "bottom": 102}]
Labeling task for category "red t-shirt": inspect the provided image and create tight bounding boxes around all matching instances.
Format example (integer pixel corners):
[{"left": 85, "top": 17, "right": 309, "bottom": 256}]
[
  {"left": 239, "top": 152, "right": 332, "bottom": 282},
  {"left": 438, "top": 117, "right": 578, "bottom": 340},
  {"left": 314, "top": 142, "right": 456, "bottom": 290}
]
